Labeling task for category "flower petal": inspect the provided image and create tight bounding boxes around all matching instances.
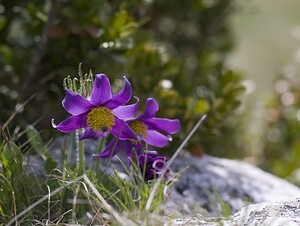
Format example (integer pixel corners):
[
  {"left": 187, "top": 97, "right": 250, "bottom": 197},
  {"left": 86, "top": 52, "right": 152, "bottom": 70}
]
[
  {"left": 137, "top": 98, "right": 159, "bottom": 120},
  {"left": 95, "top": 138, "right": 122, "bottom": 158},
  {"left": 113, "top": 96, "right": 139, "bottom": 119},
  {"left": 152, "top": 157, "right": 169, "bottom": 170},
  {"left": 62, "top": 89, "right": 93, "bottom": 115},
  {"left": 53, "top": 114, "right": 87, "bottom": 133},
  {"left": 145, "top": 169, "right": 156, "bottom": 181},
  {"left": 79, "top": 127, "right": 106, "bottom": 140},
  {"left": 90, "top": 74, "right": 112, "bottom": 106},
  {"left": 124, "top": 141, "right": 134, "bottom": 161},
  {"left": 110, "top": 117, "right": 136, "bottom": 139},
  {"left": 143, "top": 118, "right": 180, "bottom": 134},
  {"left": 138, "top": 155, "right": 152, "bottom": 166},
  {"left": 144, "top": 130, "right": 170, "bottom": 147},
  {"left": 144, "top": 150, "right": 158, "bottom": 157},
  {"left": 105, "top": 76, "right": 132, "bottom": 109}
]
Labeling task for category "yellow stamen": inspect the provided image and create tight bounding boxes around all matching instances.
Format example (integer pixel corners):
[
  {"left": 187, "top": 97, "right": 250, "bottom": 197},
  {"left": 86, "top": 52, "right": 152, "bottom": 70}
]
[
  {"left": 87, "top": 107, "right": 115, "bottom": 132},
  {"left": 129, "top": 120, "right": 148, "bottom": 143}
]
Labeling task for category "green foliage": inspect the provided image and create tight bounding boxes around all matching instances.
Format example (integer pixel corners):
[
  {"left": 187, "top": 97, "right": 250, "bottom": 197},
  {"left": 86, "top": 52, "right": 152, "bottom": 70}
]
[
  {"left": 26, "top": 125, "right": 58, "bottom": 173},
  {"left": 1, "top": 142, "right": 23, "bottom": 177},
  {"left": 0, "top": 113, "right": 173, "bottom": 224},
  {"left": 261, "top": 73, "right": 300, "bottom": 183},
  {"left": 0, "top": 0, "right": 245, "bottom": 156},
  {"left": 184, "top": 70, "right": 245, "bottom": 157},
  {"left": 0, "top": 153, "right": 171, "bottom": 224},
  {"left": 0, "top": 129, "right": 30, "bottom": 222}
]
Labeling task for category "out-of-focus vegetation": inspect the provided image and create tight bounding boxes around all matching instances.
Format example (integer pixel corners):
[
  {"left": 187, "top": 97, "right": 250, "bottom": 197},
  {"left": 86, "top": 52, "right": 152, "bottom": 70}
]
[
  {"left": 0, "top": 0, "right": 245, "bottom": 157},
  {"left": 227, "top": 0, "right": 300, "bottom": 181},
  {"left": 262, "top": 69, "right": 300, "bottom": 185}
]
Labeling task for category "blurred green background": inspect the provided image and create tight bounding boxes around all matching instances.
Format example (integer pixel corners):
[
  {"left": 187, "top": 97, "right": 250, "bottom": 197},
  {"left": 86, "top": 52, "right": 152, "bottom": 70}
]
[
  {"left": 1, "top": 0, "right": 300, "bottom": 184},
  {"left": 228, "top": 0, "right": 300, "bottom": 184}
]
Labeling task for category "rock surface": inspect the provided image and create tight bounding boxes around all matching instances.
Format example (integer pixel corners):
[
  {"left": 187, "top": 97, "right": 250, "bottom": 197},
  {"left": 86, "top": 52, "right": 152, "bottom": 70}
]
[
  {"left": 224, "top": 198, "right": 300, "bottom": 226},
  {"left": 170, "top": 198, "right": 300, "bottom": 226},
  {"left": 166, "top": 153, "right": 300, "bottom": 216}
]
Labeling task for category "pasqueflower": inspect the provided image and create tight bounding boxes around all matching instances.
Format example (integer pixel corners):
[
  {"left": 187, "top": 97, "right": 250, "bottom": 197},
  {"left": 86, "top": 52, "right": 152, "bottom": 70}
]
[
  {"left": 95, "top": 98, "right": 180, "bottom": 159},
  {"left": 94, "top": 137, "right": 144, "bottom": 161},
  {"left": 128, "top": 98, "right": 180, "bottom": 147},
  {"left": 52, "top": 74, "right": 136, "bottom": 140},
  {"left": 136, "top": 150, "right": 170, "bottom": 181}
]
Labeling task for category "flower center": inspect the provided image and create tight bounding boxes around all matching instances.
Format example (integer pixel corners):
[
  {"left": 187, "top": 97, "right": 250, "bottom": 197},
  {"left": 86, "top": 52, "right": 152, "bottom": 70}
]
[
  {"left": 87, "top": 107, "right": 115, "bottom": 132},
  {"left": 129, "top": 120, "right": 148, "bottom": 143}
]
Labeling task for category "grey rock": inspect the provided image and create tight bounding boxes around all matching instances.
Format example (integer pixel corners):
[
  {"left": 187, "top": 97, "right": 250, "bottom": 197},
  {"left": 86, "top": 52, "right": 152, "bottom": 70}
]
[
  {"left": 165, "top": 153, "right": 300, "bottom": 216},
  {"left": 169, "top": 198, "right": 300, "bottom": 226},
  {"left": 169, "top": 216, "right": 221, "bottom": 226},
  {"left": 223, "top": 198, "right": 300, "bottom": 226}
]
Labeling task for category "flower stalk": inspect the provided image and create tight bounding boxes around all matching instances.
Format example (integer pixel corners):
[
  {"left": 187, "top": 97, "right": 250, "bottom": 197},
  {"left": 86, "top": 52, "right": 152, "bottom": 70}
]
[
  {"left": 94, "top": 137, "right": 105, "bottom": 171},
  {"left": 77, "top": 130, "right": 85, "bottom": 174}
]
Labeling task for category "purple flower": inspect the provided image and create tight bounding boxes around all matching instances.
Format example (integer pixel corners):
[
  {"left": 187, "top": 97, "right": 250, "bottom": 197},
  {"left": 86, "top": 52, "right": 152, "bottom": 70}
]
[
  {"left": 95, "top": 98, "right": 180, "bottom": 159},
  {"left": 127, "top": 98, "right": 180, "bottom": 147},
  {"left": 136, "top": 150, "right": 170, "bottom": 181},
  {"left": 94, "top": 138, "right": 144, "bottom": 161},
  {"left": 52, "top": 74, "right": 137, "bottom": 140}
]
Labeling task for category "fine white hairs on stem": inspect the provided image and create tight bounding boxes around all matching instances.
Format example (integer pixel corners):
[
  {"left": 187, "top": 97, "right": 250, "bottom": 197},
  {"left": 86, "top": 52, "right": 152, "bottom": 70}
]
[{"left": 145, "top": 114, "right": 207, "bottom": 211}]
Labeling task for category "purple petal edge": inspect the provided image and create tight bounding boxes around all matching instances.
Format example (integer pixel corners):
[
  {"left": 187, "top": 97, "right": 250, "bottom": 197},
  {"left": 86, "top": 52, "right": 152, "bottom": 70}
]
[
  {"left": 53, "top": 114, "right": 87, "bottom": 133},
  {"left": 144, "top": 130, "right": 170, "bottom": 147},
  {"left": 113, "top": 96, "right": 139, "bottom": 119},
  {"left": 90, "top": 74, "right": 112, "bottom": 106},
  {"left": 105, "top": 76, "right": 132, "bottom": 109},
  {"left": 143, "top": 118, "right": 180, "bottom": 134},
  {"left": 137, "top": 98, "right": 159, "bottom": 120},
  {"left": 62, "top": 89, "right": 93, "bottom": 115}
]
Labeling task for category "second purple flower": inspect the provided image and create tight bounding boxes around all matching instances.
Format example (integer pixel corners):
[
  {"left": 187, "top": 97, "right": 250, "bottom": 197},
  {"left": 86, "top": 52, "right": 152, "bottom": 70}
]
[{"left": 95, "top": 98, "right": 180, "bottom": 160}]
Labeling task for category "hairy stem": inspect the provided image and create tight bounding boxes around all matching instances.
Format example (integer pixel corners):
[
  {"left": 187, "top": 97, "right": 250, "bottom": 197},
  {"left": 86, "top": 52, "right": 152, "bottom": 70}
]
[
  {"left": 95, "top": 137, "right": 106, "bottom": 171},
  {"left": 76, "top": 130, "right": 85, "bottom": 174}
]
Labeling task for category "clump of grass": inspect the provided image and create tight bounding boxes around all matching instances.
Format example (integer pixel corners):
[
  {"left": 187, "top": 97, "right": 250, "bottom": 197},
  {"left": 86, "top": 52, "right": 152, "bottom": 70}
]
[{"left": 0, "top": 156, "right": 175, "bottom": 225}]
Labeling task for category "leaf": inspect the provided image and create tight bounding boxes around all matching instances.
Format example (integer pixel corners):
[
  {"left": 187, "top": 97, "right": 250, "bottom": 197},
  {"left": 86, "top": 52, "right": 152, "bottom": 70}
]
[
  {"left": 193, "top": 98, "right": 209, "bottom": 114},
  {"left": 1, "top": 142, "right": 23, "bottom": 176},
  {"left": 0, "top": 45, "right": 12, "bottom": 64},
  {"left": 62, "top": 7, "right": 77, "bottom": 20},
  {"left": 112, "top": 11, "right": 130, "bottom": 30},
  {"left": 120, "top": 22, "right": 138, "bottom": 38},
  {"left": 0, "top": 16, "right": 6, "bottom": 32},
  {"left": 26, "top": 125, "right": 44, "bottom": 152},
  {"left": 45, "top": 156, "right": 58, "bottom": 174}
]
